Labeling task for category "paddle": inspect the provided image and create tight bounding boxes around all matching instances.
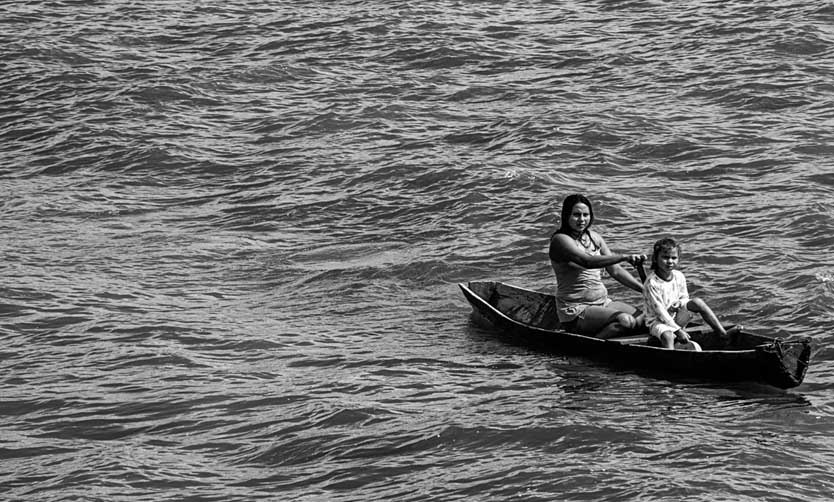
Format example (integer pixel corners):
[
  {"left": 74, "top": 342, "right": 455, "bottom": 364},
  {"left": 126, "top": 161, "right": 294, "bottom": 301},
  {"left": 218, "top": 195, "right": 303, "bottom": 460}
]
[{"left": 634, "top": 255, "right": 648, "bottom": 284}]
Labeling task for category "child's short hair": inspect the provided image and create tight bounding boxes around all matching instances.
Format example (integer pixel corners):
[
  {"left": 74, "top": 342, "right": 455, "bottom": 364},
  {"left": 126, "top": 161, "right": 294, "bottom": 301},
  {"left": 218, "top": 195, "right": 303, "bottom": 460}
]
[{"left": 651, "top": 237, "right": 680, "bottom": 273}]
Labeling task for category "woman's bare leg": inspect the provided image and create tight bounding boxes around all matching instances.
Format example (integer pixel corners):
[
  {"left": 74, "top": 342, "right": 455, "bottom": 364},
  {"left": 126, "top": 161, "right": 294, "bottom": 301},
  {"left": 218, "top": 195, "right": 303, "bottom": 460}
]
[{"left": 577, "top": 305, "right": 638, "bottom": 339}]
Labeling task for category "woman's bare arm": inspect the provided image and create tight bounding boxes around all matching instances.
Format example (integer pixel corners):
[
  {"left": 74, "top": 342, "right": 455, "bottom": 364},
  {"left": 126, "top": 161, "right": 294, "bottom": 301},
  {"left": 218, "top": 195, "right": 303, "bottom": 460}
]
[
  {"left": 595, "top": 234, "right": 645, "bottom": 292},
  {"left": 550, "top": 232, "right": 641, "bottom": 269},
  {"left": 607, "top": 263, "right": 644, "bottom": 293}
]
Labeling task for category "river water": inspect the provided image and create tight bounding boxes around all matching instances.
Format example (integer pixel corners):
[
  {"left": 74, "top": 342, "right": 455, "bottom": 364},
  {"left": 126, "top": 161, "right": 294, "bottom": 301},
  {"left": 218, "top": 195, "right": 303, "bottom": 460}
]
[{"left": 2, "top": 1, "right": 834, "bottom": 501}]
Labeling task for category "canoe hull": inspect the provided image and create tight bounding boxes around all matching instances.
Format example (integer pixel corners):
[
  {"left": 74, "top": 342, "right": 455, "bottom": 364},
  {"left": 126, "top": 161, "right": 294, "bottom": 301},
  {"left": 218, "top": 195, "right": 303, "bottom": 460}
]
[{"left": 460, "top": 281, "right": 811, "bottom": 389}]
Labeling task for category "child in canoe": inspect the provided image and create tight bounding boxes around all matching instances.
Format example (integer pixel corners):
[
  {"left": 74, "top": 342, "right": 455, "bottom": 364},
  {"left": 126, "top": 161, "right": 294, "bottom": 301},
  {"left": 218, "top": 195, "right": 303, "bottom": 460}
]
[{"left": 639, "top": 237, "right": 738, "bottom": 350}]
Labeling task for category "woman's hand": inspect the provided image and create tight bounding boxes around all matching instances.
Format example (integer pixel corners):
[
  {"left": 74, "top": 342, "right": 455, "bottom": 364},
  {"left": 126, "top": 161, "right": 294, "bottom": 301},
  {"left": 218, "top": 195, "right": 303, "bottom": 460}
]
[{"left": 624, "top": 254, "right": 647, "bottom": 265}]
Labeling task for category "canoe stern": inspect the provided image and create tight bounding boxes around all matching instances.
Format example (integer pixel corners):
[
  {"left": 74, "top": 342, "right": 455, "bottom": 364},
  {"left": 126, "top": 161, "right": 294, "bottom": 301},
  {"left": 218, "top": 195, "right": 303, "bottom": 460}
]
[{"left": 756, "top": 338, "right": 812, "bottom": 389}]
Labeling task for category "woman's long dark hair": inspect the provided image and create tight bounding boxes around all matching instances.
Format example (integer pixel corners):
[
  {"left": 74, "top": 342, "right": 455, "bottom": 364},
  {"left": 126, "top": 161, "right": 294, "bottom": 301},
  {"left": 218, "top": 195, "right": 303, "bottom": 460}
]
[
  {"left": 651, "top": 237, "right": 680, "bottom": 273},
  {"left": 556, "top": 193, "right": 595, "bottom": 237}
]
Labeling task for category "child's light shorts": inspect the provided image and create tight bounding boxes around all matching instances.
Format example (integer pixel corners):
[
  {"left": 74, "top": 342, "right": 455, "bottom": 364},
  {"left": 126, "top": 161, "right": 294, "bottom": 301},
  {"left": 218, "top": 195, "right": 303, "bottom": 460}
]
[{"left": 649, "top": 322, "right": 702, "bottom": 351}]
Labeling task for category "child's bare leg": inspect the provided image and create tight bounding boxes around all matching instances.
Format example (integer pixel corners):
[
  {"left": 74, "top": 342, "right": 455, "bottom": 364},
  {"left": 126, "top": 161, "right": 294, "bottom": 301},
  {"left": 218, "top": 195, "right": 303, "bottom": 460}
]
[
  {"left": 686, "top": 298, "right": 726, "bottom": 336},
  {"left": 673, "top": 308, "right": 692, "bottom": 330},
  {"left": 659, "top": 331, "right": 675, "bottom": 349}
]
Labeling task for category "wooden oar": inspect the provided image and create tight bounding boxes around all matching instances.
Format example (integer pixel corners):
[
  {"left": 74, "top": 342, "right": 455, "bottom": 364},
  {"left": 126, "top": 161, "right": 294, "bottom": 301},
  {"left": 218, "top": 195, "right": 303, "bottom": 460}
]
[{"left": 635, "top": 256, "right": 648, "bottom": 284}]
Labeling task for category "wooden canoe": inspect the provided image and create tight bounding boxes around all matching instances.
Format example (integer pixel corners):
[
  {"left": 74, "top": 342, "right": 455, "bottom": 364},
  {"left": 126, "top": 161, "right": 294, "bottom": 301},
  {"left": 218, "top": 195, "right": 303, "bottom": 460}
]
[{"left": 459, "top": 281, "right": 811, "bottom": 389}]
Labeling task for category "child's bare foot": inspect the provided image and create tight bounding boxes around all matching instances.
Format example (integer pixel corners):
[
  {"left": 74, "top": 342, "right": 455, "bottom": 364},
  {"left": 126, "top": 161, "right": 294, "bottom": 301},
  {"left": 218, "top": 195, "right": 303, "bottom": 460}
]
[
  {"left": 724, "top": 325, "right": 742, "bottom": 345},
  {"left": 725, "top": 325, "right": 742, "bottom": 337}
]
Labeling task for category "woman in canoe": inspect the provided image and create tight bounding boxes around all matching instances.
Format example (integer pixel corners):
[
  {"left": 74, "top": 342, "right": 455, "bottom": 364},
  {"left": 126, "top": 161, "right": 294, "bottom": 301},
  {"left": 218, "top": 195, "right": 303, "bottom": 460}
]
[{"left": 549, "top": 194, "right": 646, "bottom": 339}]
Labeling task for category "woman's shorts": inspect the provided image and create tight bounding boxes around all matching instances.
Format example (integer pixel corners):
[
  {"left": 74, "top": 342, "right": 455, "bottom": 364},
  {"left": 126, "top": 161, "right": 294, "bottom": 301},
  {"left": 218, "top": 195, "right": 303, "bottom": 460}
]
[{"left": 557, "top": 297, "right": 612, "bottom": 325}]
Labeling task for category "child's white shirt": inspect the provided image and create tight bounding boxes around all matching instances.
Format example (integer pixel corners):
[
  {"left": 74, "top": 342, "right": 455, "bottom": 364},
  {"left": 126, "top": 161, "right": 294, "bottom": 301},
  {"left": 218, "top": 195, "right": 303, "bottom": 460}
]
[{"left": 643, "top": 269, "right": 690, "bottom": 332}]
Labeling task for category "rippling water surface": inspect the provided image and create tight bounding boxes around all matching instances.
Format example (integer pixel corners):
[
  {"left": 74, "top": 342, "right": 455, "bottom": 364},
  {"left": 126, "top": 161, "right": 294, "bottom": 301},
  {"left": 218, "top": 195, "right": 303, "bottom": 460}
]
[{"left": 2, "top": 1, "right": 834, "bottom": 500}]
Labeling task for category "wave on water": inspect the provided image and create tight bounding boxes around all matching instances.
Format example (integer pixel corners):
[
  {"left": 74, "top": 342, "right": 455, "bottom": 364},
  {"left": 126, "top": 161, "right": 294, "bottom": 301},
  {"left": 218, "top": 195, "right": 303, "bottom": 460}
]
[{"left": 2, "top": 1, "right": 834, "bottom": 501}]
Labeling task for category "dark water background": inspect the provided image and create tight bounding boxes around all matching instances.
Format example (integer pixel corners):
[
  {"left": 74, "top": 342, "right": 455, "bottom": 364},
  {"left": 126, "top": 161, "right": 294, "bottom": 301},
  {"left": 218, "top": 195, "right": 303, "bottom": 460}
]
[{"left": 2, "top": 1, "right": 834, "bottom": 500}]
